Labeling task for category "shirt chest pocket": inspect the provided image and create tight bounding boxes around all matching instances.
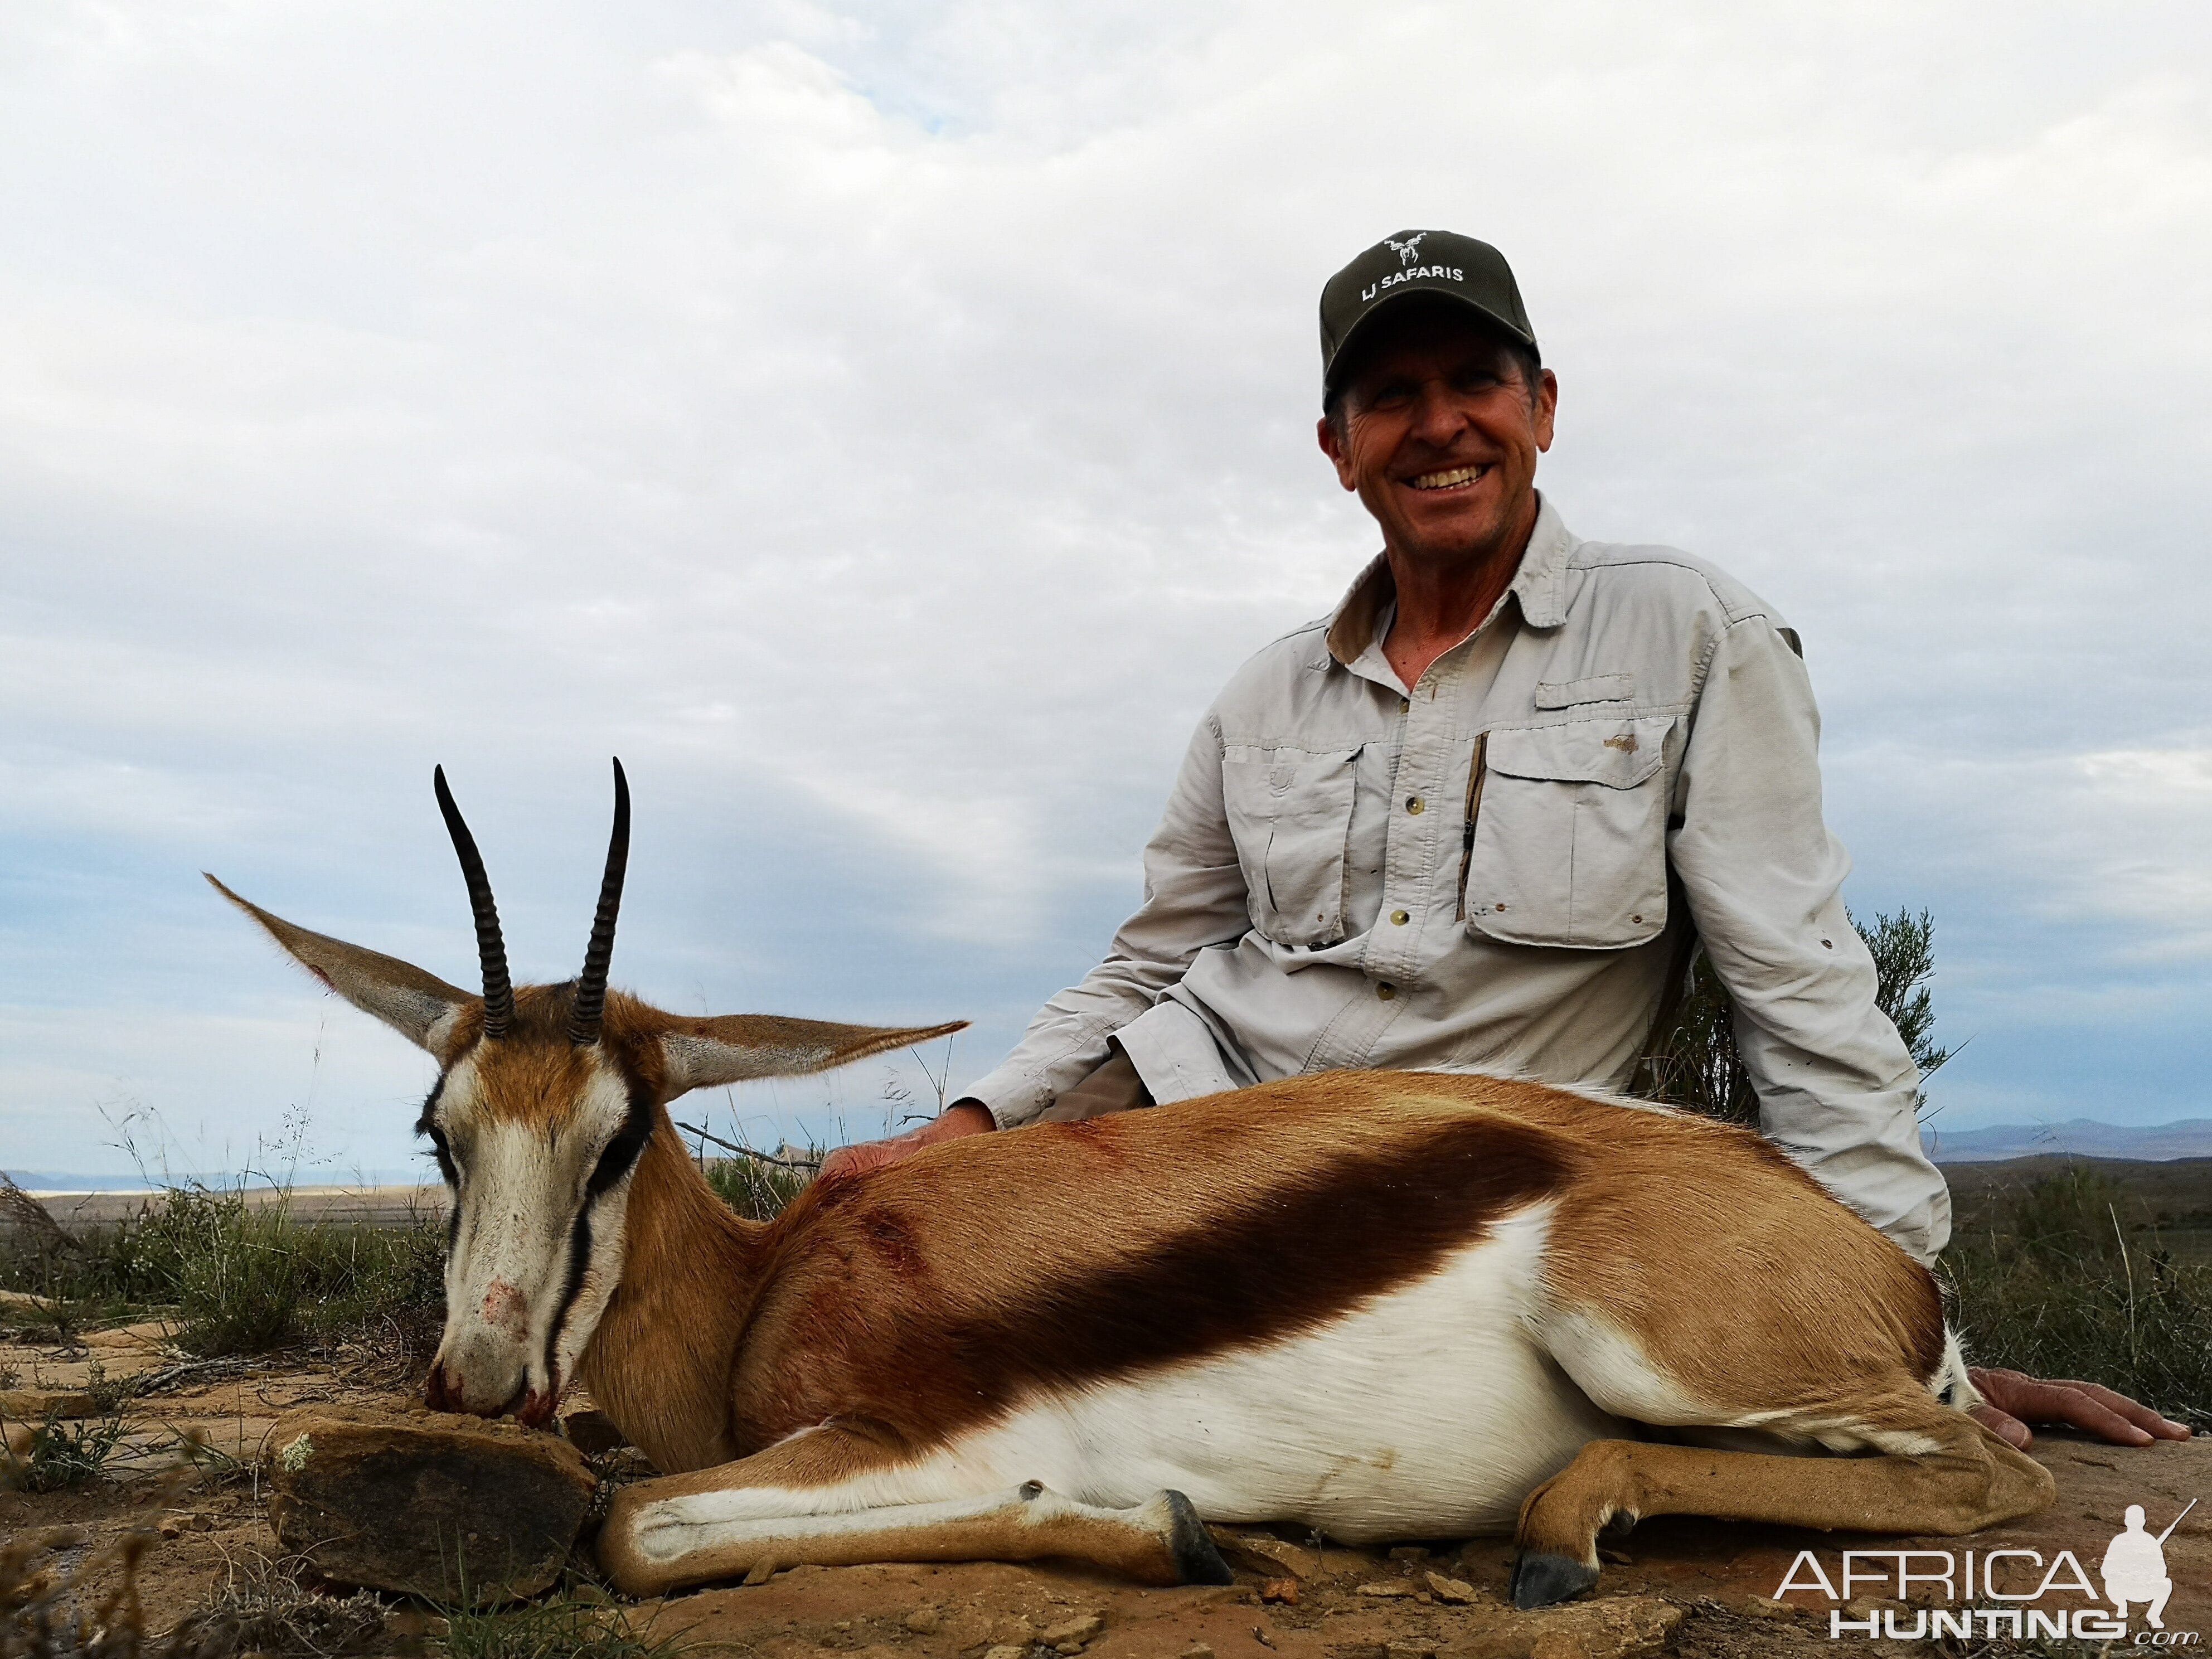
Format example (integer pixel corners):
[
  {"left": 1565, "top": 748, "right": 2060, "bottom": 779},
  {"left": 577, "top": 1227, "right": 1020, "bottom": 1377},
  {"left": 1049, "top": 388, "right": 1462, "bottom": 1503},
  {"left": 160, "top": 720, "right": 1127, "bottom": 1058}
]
[
  {"left": 1465, "top": 716, "right": 1676, "bottom": 950},
  {"left": 1220, "top": 745, "right": 1361, "bottom": 948}
]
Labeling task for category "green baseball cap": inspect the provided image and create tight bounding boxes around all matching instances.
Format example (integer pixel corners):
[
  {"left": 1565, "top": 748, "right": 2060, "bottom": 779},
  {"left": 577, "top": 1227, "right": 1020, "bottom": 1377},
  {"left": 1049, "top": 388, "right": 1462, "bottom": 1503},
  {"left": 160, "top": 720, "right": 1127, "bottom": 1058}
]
[{"left": 1319, "top": 230, "right": 1536, "bottom": 397}]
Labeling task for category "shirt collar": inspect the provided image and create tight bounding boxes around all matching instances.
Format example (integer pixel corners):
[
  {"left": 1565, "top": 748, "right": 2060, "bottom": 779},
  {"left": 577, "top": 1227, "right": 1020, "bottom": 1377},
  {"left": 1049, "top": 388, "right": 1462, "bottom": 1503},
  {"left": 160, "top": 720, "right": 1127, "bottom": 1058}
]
[{"left": 1323, "top": 493, "right": 1576, "bottom": 667}]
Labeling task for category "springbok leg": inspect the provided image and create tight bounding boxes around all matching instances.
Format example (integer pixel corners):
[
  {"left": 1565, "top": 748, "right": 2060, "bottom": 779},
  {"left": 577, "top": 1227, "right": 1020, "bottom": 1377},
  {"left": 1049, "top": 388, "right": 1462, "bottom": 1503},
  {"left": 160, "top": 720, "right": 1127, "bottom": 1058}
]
[
  {"left": 1509, "top": 1399, "right": 2055, "bottom": 1608},
  {"left": 597, "top": 1430, "right": 1231, "bottom": 1597}
]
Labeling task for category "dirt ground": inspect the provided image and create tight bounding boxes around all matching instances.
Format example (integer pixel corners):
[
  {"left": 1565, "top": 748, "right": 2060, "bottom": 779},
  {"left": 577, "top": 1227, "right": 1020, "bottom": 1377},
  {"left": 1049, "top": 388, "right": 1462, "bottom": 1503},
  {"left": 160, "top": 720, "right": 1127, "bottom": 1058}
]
[{"left": 5, "top": 1302, "right": 2209, "bottom": 1658}]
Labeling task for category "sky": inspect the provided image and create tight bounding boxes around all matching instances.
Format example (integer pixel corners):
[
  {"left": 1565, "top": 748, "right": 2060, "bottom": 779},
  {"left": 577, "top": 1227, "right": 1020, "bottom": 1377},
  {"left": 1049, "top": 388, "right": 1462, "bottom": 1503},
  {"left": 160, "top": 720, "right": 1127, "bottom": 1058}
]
[{"left": 3, "top": 0, "right": 2209, "bottom": 1183}]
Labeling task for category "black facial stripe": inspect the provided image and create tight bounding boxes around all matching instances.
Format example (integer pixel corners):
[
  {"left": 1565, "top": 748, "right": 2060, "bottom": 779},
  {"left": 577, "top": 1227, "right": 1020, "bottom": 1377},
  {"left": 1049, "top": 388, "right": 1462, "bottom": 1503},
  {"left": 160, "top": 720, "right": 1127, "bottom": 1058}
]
[
  {"left": 546, "top": 1202, "right": 592, "bottom": 1392},
  {"left": 546, "top": 1072, "right": 656, "bottom": 1381}
]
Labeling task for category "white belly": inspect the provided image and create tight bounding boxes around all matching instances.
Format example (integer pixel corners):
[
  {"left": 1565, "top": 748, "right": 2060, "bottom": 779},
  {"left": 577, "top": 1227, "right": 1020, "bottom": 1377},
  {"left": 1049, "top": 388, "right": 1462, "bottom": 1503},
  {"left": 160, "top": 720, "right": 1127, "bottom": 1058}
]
[{"left": 919, "top": 1202, "right": 1619, "bottom": 1540}]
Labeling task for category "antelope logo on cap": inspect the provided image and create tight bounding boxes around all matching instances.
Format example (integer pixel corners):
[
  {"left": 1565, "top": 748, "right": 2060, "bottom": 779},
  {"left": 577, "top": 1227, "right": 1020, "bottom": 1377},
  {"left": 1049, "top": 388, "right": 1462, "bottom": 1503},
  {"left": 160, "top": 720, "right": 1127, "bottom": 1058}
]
[{"left": 1386, "top": 233, "right": 1428, "bottom": 266}]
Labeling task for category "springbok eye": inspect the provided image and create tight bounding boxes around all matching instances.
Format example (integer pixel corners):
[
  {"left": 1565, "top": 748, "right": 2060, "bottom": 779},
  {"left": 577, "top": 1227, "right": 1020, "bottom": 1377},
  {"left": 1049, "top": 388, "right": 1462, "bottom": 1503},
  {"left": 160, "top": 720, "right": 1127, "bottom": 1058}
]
[
  {"left": 587, "top": 1123, "right": 649, "bottom": 1197},
  {"left": 426, "top": 1124, "right": 460, "bottom": 1187}
]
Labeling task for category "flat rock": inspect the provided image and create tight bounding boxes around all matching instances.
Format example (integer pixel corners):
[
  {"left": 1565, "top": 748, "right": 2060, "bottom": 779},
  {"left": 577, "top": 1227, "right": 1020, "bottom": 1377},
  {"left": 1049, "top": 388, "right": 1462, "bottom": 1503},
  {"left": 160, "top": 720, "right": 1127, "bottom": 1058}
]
[
  {"left": 0, "top": 1389, "right": 99, "bottom": 1420},
  {"left": 264, "top": 1403, "right": 597, "bottom": 1601}
]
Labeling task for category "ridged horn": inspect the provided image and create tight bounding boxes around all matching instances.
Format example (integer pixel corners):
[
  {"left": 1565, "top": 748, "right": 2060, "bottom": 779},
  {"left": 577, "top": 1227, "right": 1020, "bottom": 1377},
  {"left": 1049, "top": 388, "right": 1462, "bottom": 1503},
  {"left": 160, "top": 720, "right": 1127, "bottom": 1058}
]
[
  {"left": 568, "top": 758, "right": 630, "bottom": 1047},
  {"left": 433, "top": 765, "right": 515, "bottom": 1041}
]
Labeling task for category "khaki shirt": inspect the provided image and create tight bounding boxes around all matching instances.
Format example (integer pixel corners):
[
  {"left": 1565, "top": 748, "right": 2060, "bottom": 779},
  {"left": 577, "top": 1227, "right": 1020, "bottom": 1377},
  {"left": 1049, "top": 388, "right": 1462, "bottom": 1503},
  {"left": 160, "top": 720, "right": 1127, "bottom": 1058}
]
[{"left": 966, "top": 497, "right": 1950, "bottom": 1262}]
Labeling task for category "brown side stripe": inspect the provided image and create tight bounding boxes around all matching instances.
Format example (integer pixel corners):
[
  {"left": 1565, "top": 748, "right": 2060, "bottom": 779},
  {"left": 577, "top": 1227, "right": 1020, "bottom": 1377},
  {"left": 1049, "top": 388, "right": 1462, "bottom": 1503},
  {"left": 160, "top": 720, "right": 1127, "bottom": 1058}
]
[{"left": 784, "top": 1113, "right": 1570, "bottom": 1448}]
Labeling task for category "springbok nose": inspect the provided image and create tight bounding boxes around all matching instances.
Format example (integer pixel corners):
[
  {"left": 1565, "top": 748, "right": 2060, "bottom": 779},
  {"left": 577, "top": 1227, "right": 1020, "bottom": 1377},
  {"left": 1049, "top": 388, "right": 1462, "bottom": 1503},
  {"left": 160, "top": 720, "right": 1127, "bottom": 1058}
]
[{"left": 481, "top": 1279, "right": 529, "bottom": 1337}]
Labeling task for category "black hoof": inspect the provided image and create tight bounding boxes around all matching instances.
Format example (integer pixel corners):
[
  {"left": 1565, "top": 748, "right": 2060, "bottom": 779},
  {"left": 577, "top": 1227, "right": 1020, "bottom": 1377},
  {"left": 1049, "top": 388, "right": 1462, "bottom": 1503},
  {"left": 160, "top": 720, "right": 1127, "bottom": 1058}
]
[
  {"left": 1510, "top": 1550, "right": 1599, "bottom": 1609},
  {"left": 1161, "top": 1491, "right": 1234, "bottom": 1586}
]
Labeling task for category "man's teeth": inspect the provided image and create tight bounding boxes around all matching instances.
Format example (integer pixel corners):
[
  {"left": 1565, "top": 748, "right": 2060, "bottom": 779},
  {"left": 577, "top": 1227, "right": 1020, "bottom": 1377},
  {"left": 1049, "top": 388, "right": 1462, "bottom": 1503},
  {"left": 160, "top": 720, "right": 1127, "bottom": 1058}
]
[{"left": 1409, "top": 465, "right": 1488, "bottom": 490}]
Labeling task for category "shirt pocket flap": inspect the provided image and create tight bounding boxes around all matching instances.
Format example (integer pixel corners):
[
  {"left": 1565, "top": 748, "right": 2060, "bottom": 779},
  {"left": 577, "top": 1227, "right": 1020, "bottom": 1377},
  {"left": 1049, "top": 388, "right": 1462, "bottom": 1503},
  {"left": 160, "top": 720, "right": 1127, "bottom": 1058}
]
[
  {"left": 1486, "top": 716, "right": 1671, "bottom": 790},
  {"left": 1534, "top": 673, "right": 1634, "bottom": 710}
]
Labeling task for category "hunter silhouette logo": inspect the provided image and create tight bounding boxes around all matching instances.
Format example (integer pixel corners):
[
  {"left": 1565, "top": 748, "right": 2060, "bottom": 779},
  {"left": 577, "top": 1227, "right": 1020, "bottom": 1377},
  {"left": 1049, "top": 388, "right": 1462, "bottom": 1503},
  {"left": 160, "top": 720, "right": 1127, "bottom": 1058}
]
[
  {"left": 2103, "top": 1500, "right": 2194, "bottom": 1629},
  {"left": 1386, "top": 233, "right": 1428, "bottom": 266}
]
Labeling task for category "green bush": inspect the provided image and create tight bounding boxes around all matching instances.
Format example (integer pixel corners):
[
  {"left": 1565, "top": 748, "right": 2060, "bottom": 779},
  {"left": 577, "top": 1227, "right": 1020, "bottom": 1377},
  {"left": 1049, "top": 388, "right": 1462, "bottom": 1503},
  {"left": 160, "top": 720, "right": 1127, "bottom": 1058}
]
[
  {"left": 701, "top": 1156, "right": 812, "bottom": 1223},
  {"left": 0, "top": 1185, "right": 445, "bottom": 1358},
  {"left": 1634, "top": 907, "right": 1950, "bottom": 1126}
]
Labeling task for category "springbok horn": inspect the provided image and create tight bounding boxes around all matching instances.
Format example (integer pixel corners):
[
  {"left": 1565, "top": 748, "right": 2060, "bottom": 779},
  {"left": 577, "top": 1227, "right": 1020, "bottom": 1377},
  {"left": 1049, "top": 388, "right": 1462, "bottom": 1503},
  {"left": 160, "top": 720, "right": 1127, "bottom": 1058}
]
[
  {"left": 433, "top": 765, "right": 515, "bottom": 1041},
  {"left": 569, "top": 757, "right": 631, "bottom": 1047}
]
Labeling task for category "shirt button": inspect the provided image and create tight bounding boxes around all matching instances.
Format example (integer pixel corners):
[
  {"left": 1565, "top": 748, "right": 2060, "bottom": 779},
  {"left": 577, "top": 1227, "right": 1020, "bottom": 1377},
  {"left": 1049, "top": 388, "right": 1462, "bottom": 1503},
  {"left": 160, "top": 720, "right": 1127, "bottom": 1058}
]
[
  {"left": 1399, "top": 697, "right": 1410, "bottom": 714},
  {"left": 1376, "top": 982, "right": 1397, "bottom": 1001},
  {"left": 1390, "top": 909, "right": 1410, "bottom": 926},
  {"left": 1405, "top": 795, "right": 1425, "bottom": 815}
]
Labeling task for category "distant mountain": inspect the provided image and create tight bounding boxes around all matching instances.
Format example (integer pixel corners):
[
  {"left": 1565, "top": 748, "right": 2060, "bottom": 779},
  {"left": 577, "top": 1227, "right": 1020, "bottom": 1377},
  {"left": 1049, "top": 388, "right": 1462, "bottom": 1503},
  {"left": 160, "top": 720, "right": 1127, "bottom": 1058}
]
[{"left": 1923, "top": 1119, "right": 2212, "bottom": 1164}]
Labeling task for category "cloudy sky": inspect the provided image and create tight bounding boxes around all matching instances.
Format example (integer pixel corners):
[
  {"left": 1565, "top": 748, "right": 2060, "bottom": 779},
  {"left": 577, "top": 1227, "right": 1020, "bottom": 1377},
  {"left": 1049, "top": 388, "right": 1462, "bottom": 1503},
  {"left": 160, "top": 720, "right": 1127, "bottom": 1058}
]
[{"left": 4, "top": 0, "right": 2208, "bottom": 1183}]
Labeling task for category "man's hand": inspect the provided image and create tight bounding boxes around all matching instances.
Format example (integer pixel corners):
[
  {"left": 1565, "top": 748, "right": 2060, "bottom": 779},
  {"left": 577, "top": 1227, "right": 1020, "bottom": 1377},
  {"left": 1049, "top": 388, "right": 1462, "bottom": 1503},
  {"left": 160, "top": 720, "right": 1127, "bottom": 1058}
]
[
  {"left": 818, "top": 1101, "right": 994, "bottom": 1181},
  {"left": 1967, "top": 1366, "right": 2193, "bottom": 1449}
]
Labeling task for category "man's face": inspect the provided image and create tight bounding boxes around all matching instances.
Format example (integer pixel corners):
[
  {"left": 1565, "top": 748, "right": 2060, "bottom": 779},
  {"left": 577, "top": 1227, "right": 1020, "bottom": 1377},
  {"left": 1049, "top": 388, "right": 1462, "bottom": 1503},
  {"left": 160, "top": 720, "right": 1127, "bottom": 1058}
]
[{"left": 1316, "top": 305, "right": 1558, "bottom": 571}]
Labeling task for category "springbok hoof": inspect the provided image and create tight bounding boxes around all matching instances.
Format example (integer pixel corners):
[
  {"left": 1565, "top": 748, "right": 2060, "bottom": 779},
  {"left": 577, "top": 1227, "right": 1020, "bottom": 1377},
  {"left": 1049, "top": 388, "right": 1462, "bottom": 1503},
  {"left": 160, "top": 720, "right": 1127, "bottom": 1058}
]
[
  {"left": 1510, "top": 1549, "right": 1599, "bottom": 1609},
  {"left": 1160, "top": 1491, "right": 1234, "bottom": 1585}
]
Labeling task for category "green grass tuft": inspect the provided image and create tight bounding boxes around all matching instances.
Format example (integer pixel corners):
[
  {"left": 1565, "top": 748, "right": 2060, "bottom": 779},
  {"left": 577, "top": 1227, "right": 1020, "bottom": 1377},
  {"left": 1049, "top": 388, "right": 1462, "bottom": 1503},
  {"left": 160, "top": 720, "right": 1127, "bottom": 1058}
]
[{"left": 1, "top": 1407, "right": 132, "bottom": 1494}]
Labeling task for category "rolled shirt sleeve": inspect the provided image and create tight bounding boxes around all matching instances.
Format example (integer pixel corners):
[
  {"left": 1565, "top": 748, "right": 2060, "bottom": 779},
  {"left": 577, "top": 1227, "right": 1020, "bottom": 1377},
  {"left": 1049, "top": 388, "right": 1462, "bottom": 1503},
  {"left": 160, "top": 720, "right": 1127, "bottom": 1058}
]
[
  {"left": 1667, "top": 614, "right": 1952, "bottom": 1262},
  {"left": 959, "top": 714, "right": 1254, "bottom": 1128}
]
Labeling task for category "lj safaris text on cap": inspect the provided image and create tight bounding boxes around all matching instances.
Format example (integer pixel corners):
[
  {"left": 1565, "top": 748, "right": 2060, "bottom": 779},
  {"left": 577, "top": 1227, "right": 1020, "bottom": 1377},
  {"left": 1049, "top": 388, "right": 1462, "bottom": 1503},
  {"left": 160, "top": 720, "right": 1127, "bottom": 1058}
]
[{"left": 1361, "top": 266, "right": 1466, "bottom": 300}]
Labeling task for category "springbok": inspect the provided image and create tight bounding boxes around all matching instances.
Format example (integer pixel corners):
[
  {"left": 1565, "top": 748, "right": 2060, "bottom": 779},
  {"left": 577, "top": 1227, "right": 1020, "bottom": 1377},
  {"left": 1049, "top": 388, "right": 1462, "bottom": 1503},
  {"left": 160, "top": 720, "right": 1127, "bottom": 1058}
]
[{"left": 211, "top": 762, "right": 2054, "bottom": 1607}]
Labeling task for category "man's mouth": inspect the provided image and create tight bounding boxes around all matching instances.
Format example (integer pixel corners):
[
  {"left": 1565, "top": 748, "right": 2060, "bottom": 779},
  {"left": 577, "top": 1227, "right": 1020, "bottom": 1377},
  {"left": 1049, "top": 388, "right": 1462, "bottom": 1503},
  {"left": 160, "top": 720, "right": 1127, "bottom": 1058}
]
[{"left": 1406, "top": 464, "right": 1490, "bottom": 491}]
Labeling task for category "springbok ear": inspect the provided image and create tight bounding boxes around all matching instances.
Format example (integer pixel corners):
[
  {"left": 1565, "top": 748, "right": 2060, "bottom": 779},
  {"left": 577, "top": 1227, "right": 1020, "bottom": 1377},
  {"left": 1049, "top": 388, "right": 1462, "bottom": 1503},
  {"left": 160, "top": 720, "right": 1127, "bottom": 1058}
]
[
  {"left": 659, "top": 1016, "right": 968, "bottom": 1098},
  {"left": 207, "top": 873, "right": 475, "bottom": 1055}
]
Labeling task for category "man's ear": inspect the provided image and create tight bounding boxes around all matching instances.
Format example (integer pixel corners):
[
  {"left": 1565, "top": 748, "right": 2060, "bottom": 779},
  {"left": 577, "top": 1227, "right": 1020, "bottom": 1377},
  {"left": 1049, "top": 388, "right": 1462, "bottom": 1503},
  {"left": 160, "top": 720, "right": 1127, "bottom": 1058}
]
[
  {"left": 207, "top": 874, "right": 475, "bottom": 1055},
  {"left": 658, "top": 1016, "right": 968, "bottom": 1098},
  {"left": 1316, "top": 411, "right": 1358, "bottom": 491}
]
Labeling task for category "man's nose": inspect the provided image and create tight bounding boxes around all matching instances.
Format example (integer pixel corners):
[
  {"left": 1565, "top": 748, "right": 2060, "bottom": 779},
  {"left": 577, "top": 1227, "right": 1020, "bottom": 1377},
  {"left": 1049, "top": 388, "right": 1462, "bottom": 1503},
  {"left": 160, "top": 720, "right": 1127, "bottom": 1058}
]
[{"left": 1409, "top": 384, "right": 1468, "bottom": 444}]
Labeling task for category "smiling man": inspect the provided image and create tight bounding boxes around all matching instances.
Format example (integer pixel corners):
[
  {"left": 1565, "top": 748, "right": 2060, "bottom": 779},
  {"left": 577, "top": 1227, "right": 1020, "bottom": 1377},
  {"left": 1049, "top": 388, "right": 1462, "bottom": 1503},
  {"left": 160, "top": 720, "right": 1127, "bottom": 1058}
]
[{"left": 827, "top": 230, "right": 2187, "bottom": 1453}]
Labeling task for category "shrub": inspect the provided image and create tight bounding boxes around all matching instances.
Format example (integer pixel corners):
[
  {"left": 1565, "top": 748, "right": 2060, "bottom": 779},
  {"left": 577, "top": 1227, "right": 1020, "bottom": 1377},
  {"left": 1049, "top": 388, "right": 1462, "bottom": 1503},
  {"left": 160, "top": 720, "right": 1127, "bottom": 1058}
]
[
  {"left": 1634, "top": 907, "right": 1950, "bottom": 1126},
  {"left": 701, "top": 1156, "right": 812, "bottom": 1224},
  {"left": 0, "top": 1185, "right": 445, "bottom": 1359}
]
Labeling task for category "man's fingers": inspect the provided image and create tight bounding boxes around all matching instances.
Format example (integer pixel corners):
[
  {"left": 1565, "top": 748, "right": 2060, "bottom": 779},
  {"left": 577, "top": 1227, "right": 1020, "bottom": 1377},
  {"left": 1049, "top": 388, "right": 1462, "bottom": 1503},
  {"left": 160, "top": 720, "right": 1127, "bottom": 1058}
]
[
  {"left": 2038, "top": 1380, "right": 2192, "bottom": 1439},
  {"left": 1970, "top": 1403, "right": 2032, "bottom": 1449},
  {"left": 1981, "top": 1372, "right": 2152, "bottom": 1446}
]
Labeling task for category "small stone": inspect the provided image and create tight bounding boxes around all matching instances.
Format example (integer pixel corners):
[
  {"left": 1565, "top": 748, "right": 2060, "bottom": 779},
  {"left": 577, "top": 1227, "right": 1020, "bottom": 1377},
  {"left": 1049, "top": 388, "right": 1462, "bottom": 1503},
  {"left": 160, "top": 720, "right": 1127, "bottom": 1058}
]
[
  {"left": 1355, "top": 1581, "right": 1414, "bottom": 1598},
  {"left": 1734, "top": 1595, "right": 1795, "bottom": 1620},
  {"left": 263, "top": 1404, "right": 595, "bottom": 1602},
  {"left": 1216, "top": 1530, "right": 1314, "bottom": 1579},
  {"left": 1039, "top": 1614, "right": 1103, "bottom": 1645},
  {"left": 989, "top": 1617, "right": 1035, "bottom": 1646},
  {"left": 902, "top": 1607, "right": 942, "bottom": 1634},
  {"left": 1180, "top": 1646, "right": 1215, "bottom": 1659},
  {"left": 983, "top": 1647, "right": 1025, "bottom": 1659},
  {"left": 1260, "top": 1579, "right": 1298, "bottom": 1604},
  {"left": 743, "top": 1558, "right": 778, "bottom": 1587},
  {"left": 1423, "top": 1571, "right": 1477, "bottom": 1604},
  {"left": 1415, "top": 1592, "right": 1433, "bottom": 1604}
]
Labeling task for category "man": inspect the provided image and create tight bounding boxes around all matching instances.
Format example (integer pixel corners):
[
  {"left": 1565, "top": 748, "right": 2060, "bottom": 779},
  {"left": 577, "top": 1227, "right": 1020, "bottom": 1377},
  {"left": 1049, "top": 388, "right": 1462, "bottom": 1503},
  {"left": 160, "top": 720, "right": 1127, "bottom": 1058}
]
[{"left": 826, "top": 230, "right": 2185, "bottom": 1453}]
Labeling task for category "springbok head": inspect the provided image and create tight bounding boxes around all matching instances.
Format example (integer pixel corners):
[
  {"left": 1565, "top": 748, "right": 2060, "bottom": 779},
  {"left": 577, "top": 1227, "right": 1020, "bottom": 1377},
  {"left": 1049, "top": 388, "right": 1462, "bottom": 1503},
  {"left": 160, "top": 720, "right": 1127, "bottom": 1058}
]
[{"left": 208, "top": 760, "right": 962, "bottom": 1427}]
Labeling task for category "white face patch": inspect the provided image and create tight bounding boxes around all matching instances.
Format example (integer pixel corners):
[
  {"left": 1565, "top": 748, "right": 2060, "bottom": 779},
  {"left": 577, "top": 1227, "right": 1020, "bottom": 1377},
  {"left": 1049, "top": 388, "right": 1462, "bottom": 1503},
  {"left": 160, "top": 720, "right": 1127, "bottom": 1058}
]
[{"left": 427, "top": 1052, "right": 641, "bottom": 1420}]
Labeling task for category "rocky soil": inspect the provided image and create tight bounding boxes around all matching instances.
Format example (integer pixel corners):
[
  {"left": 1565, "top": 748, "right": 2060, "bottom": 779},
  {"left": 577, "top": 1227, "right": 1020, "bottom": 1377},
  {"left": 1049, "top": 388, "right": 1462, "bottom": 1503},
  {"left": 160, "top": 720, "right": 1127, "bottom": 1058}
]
[{"left": 5, "top": 1294, "right": 2208, "bottom": 1658}]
